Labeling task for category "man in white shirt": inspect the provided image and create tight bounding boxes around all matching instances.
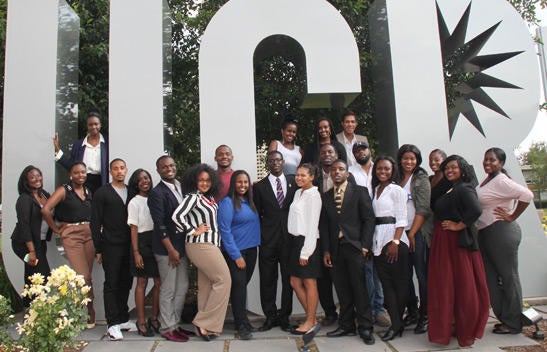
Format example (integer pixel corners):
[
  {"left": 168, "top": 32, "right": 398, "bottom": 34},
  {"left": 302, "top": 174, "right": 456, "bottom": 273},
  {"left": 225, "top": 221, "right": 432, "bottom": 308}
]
[
  {"left": 336, "top": 111, "right": 369, "bottom": 167},
  {"left": 53, "top": 112, "right": 108, "bottom": 193}
]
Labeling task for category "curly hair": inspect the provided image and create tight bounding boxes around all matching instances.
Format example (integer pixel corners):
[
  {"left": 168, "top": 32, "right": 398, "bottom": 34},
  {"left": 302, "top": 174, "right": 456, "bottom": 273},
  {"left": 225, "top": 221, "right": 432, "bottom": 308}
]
[
  {"left": 440, "top": 155, "right": 474, "bottom": 183},
  {"left": 182, "top": 163, "right": 222, "bottom": 198},
  {"left": 18, "top": 165, "right": 43, "bottom": 195},
  {"left": 127, "top": 168, "right": 153, "bottom": 202}
]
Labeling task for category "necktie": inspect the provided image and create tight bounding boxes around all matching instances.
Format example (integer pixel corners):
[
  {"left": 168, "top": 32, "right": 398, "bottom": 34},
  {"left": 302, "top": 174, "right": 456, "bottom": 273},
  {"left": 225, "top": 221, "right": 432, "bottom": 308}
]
[
  {"left": 334, "top": 187, "right": 342, "bottom": 214},
  {"left": 276, "top": 177, "right": 285, "bottom": 207}
]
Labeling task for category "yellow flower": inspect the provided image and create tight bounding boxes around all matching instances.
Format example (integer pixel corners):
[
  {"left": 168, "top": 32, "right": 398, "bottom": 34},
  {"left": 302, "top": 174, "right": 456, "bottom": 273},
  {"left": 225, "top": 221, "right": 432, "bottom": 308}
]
[{"left": 59, "top": 285, "right": 68, "bottom": 296}]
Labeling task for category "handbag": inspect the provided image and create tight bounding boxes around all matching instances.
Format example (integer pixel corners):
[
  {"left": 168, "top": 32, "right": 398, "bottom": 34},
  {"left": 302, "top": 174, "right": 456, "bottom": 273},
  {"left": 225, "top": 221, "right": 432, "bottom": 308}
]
[{"left": 458, "top": 222, "right": 479, "bottom": 251}]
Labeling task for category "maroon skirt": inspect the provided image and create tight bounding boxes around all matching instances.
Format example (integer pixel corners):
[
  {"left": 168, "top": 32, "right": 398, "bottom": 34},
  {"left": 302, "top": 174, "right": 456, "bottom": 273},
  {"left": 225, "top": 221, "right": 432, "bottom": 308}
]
[{"left": 428, "top": 221, "right": 490, "bottom": 347}]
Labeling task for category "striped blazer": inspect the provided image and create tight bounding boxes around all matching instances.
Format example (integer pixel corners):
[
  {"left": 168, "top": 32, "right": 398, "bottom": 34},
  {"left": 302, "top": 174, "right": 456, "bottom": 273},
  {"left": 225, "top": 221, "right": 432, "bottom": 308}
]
[{"left": 172, "top": 192, "right": 220, "bottom": 246}]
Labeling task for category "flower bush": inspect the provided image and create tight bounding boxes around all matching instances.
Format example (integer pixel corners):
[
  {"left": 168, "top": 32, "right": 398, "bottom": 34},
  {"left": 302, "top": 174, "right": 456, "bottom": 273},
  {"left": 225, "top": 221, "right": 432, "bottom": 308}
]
[
  {"left": 0, "top": 295, "right": 14, "bottom": 351},
  {"left": 16, "top": 265, "right": 90, "bottom": 352}
]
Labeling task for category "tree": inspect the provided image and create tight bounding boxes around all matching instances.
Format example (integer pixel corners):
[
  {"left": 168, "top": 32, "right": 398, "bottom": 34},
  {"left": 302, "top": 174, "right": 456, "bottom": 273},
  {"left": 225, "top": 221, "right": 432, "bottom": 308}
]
[{"left": 522, "top": 142, "right": 547, "bottom": 205}]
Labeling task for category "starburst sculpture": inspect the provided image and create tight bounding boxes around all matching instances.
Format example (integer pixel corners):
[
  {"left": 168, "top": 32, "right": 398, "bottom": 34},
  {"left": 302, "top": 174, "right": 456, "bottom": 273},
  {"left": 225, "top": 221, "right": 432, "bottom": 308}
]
[{"left": 437, "top": 2, "right": 523, "bottom": 139}]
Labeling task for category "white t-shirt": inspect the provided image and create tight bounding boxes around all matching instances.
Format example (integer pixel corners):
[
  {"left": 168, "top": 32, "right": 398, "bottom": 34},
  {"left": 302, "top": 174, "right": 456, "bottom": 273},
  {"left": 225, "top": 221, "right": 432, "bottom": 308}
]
[{"left": 127, "top": 195, "right": 154, "bottom": 233}]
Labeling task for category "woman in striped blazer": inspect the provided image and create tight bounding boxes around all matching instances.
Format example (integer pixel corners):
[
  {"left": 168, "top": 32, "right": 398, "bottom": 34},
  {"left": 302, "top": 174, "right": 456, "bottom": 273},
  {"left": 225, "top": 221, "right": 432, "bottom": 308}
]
[{"left": 172, "top": 163, "right": 231, "bottom": 341}]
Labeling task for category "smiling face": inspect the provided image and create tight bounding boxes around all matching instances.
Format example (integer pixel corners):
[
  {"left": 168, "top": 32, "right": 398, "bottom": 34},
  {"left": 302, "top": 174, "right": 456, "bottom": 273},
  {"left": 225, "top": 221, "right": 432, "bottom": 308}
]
[
  {"left": 330, "top": 161, "right": 349, "bottom": 186},
  {"left": 197, "top": 171, "right": 212, "bottom": 193},
  {"left": 157, "top": 157, "right": 176, "bottom": 181},
  {"left": 137, "top": 171, "right": 152, "bottom": 193},
  {"left": 318, "top": 120, "right": 331, "bottom": 140},
  {"left": 483, "top": 151, "right": 503, "bottom": 176},
  {"left": 401, "top": 152, "right": 417, "bottom": 174},
  {"left": 267, "top": 152, "right": 284, "bottom": 177},
  {"left": 215, "top": 146, "right": 233, "bottom": 169},
  {"left": 234, "top": 173, "right": 250, "bottom": 197},
  {"left": 26, "top": 169, "right": 43, "bottom": 190},
  {"left": 70, "top": 164, "right": 87, "bottom": 185},
  {"left": 429, "top": 151, "right": 445, "bottom": 173},
  {"left": 86, "top": 116, "right": 101, "bottom": 137},
  {"left": 375, "top": 159, "right": 393, "bottom": 184},
  {"left": 295, "top": 166, "right": 315, "bottom": 189},
  {"left": 319, "top": 144, "right": 337, "bottom": 167},
  {"left": 281, "top": 123, "right": 297, "bottom": 144},
  {"left": 443, "top": 160, "right": 462, "bottom": 182},
  {"left": 342, "top": 114, "right": 357, "bottom": 135}
]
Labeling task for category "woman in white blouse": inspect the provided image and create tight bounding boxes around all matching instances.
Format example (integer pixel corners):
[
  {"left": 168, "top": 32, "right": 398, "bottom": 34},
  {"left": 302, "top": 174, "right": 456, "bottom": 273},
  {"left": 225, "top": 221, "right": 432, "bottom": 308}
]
[
  {"left": 371, "top": 156, "right": 409, "bottom": 341},
  {"left": 287, "top": 163, "right": 322, "bottom": 336},
  {"left": 477, "top": 148, "right": 533, "bottom": 334}
]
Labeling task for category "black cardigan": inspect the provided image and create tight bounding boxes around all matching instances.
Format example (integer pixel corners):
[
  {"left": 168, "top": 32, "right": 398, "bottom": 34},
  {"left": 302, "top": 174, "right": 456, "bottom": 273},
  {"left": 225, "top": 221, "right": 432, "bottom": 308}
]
[{"left": 11, "top": 191, "right": 52, "bottom": 259}]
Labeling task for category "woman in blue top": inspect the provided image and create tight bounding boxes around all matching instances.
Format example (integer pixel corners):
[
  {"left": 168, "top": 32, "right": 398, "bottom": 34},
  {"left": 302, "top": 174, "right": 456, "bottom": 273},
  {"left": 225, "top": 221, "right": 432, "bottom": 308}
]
[{"left": 218, "top": 170, "right": 261, "bottom": 340}]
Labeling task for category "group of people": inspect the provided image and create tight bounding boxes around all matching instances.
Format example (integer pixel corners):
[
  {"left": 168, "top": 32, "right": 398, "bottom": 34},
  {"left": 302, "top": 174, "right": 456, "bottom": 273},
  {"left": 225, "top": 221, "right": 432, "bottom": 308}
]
[{"left": 10, "top": 111, "right": 534, "bottom": 347}]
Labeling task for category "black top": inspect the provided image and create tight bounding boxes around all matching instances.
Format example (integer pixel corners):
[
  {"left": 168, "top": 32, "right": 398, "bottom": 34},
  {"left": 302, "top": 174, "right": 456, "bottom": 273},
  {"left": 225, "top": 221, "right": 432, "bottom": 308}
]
[
  {"left": 11, "top": 191, "right": 52, "bottom": 258},
  {"left": 91, "top": 184, "right": 131, "bottom": 253},
  {"left": 433, "top": 181, "right": 482, "bottom": 227},
  {"left": 302, "top": 139, "right": 348, "bottom": 166},
  {"left": 55, "top": 184, "right": 92, "bottom": 223}
]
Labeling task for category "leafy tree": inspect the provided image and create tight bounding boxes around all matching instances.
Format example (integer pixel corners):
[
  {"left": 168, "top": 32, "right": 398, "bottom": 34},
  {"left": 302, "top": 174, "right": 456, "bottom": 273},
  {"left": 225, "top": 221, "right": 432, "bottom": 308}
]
[{"left": 522, "top": 142, "right": 547, "bottom": 205}]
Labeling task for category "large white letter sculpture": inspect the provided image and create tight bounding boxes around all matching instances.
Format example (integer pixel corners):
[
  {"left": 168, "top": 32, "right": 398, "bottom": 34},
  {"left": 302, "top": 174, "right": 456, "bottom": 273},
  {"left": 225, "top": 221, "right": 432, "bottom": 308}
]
[
  {"left": 199, "top": 0, "right": 362, "bottom": 179},
  {"left": 370, "top": 0, "right": 546, "bottom": 295}
]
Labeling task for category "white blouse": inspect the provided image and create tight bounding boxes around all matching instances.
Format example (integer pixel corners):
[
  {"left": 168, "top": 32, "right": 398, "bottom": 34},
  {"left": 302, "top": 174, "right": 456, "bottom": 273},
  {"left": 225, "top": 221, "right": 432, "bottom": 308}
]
[
  {"left": 372, "top": 183, "right": 409, "bottom": 256},
  {"left": 127, "top": 195, "right": 154, "bottom": 233},
  {"left": 288, "top": 186, "right": 322, "bottom": 260}
]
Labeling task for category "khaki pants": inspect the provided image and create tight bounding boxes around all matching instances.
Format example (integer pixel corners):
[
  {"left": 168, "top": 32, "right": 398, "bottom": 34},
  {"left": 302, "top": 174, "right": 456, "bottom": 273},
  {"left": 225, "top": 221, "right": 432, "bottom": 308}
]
[
  {"left": 185, "top": 242, "right": 231, "bottom": 333},
  {"left": 61, "top": 223, "right": 95, "bottom": 300}
]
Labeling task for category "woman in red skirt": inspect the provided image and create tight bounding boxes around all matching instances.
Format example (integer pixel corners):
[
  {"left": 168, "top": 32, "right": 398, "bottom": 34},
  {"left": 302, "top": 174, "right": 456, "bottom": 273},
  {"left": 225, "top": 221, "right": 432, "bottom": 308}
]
[{"left": 427, "top": 155, "right": 489, "bottom": 347}]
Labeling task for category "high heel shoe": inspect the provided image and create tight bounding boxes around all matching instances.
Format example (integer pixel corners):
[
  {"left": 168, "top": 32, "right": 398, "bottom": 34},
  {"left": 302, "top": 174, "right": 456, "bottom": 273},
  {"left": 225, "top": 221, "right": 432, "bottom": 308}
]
[
  {"left": 136, "top": 321, "right": 154, "bottom": 337},
  {"left": 195, "top": 326, "right": 211, "bottom": 342},
  {"left": 381, "top": 326, "right": 404, "bottom": 341},
  {"left": 147, "top": 318, "right": 160, "bottom": 334}
]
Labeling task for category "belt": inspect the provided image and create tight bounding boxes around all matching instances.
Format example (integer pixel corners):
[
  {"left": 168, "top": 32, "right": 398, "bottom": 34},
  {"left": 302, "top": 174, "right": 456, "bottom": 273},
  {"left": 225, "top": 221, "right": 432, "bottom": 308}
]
[
  {"left": 375, "top": 216, "right": 396, "bottom": 225},
  {"left": 66, "top": 221, "right": 90, "bottom": 226}
]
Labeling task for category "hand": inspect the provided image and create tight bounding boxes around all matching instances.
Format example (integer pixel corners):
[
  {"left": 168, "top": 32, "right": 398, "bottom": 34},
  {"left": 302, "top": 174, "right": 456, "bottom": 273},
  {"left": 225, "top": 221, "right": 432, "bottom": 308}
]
[
  {"left": 323, "top": 252, "right": 333, "bottom": 268},
  {"left": 95, "top": 253, "right": 102, "bottom": 264},
  {"left": 494, "top": 207, "right": 514, "bottom": 222},
  {"left": 168, "top": 249, "right": 181, "bottom": 267},
  {"left": 134, "top": 252, "right": 144, "bottom": 269},
  {"left": 235, "top": 257, "right": 246, "bottom": 269},
  {"left": 299, "top": 258, "right": 309, "bottom": 266},
  {"left": 362, "top": 248, "right": 369, "bottom": 257},
  {"left": 55, "top": 223, "right": 68, "bottom": 236},
  {"left": 407, "top": 233, "right": 416, "bottom": 252},
  {"left": 28, "top": 252, "right": 38, "bottom": 267},
  {"left": 193, "top": 223, "right": 210, "bottom": 236},
  {"left": 441, "top": 220, "right": 460, "bottom": 231},
  {"left": 386, "top": 243, "right": 399, "bottom": 263},
  {"left": 53, "top": 132, "right": 60, "bottom": 153}
]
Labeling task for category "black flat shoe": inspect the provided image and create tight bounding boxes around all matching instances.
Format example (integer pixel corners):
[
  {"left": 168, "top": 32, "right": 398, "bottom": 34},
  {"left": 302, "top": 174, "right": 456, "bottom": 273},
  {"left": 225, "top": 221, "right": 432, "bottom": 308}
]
[
  {"left": 147, "top": 318, "right": 160, "bottom": 334},
  {"left": 259, "top": 316, "right": 279, "bottom": 332},
  {"left": 290, "top": 326, "right": 306, "bottom": 335},
  {"left": 403, "top": 313, "right": 418, "bottom": 327},
  {"left": 414, "top": 317, "right": 428, "bottom": 334},
  {"left": 381, "top": 327, "right": 404, "bottom": 341},
  {"left": 302, "top": 324, "right": 321, "bottom": 345},
  {"left": 493, "top": 325, "right": 520, "bottom": 335},
  {"left": 136, "top": 321, "right": 154, "bottom": 337},
  {"left": 326, "top": 327, "right": 356, "bottom": 337},
  {"left": 195, "top": 326, "right": 210, "bottom": 341},
  {"left": 360, "top": 329, "right": 375, "bottom": 345}
]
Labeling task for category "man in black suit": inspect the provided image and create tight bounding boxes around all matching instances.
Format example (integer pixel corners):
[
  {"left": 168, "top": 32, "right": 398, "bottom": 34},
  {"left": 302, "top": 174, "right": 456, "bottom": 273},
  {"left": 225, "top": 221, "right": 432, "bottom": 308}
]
[
  {"left": 91, "top": 158, "right": 133, "bottom": 340},
  {"left": 253, "top": 151, "right": 297, "bottom": 332},
  {"left": 147, "top": 155, "right": 189, "bottom": 342},
  {"left": 320, "top": 159, "right": 376, "bottom": 345}
]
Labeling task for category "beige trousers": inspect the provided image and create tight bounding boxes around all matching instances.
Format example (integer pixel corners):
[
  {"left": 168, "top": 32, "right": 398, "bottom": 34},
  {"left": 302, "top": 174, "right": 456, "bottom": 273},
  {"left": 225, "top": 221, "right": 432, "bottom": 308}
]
[
  {"left": 61, "top": 223, "right": 95, "bottom": 300},
  {"left": 185, "top": 242, "right": 231, "bottom": 333}
]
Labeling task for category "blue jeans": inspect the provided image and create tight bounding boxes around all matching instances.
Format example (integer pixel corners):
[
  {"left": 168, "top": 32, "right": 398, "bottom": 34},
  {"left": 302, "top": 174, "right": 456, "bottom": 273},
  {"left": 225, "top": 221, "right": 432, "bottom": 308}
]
[
  {"left": 365, "top": 258, "right": 385, "bottom": 315},
  {"left": 407, "top": 230, "right": 428, "bottom": 316}
]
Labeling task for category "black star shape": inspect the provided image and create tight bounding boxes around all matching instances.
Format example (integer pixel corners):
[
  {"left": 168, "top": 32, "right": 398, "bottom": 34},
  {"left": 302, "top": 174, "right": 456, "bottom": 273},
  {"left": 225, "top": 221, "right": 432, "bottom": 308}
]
[{"left": 437, "top": 1, "right": 523, "bottom": 139}]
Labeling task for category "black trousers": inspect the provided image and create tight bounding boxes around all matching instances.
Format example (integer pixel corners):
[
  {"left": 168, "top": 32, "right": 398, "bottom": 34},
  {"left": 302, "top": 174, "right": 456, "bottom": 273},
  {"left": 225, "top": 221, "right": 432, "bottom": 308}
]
[
  {"left": 225, "top": 247, "right": 257, "bottom": 328},
  {"left": 15, "top": 241, "right": 50, "bottom": 307},
  {"left": 85, "top": 173, "right": 102, "bottom": 195},
  {"left": 258, "top": 233, "right": 292, "bottom": 321},
  {"left": 317, "top": 244, "right": 337, "bottom": 317},
  {"left": 102, "top": 243, "right": 133, "bottom": 326},
  {"left": 331, "top": 243, "right": 373, "bottom": 333},
  {"left": 374, "top": 242, "right": 409, "bottom": 331}
]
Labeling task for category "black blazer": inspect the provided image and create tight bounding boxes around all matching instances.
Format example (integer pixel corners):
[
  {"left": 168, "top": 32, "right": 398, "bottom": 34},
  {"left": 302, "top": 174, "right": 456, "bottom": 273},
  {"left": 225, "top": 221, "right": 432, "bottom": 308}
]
[
  {"left": 320, "top": 182, "right": 375, "bottom": 258},
  {"left": 148, "top": 181, "right": 186, "bottom": 256},
  {"left": 253, "top": 174, "right": 297, "bottom": 245},
  {"left": 11, "top": 191, "right": 52, "bottom": 259}
]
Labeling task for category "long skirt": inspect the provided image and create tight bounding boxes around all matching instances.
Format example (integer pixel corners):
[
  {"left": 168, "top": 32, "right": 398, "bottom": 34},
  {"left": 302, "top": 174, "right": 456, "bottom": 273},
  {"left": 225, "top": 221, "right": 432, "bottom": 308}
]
[{"left": 428, "top": 221, "right": 490, "bottom": 347}]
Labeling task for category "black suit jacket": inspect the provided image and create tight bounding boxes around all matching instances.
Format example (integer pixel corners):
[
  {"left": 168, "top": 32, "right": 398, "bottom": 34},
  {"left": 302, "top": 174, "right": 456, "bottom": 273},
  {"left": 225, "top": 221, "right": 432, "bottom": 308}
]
[
  {"left": 253, "top": 174, "right": 297, "bottom": 246},
  {"left": 11, "top": 191, "right": 52, "bottom": 259},
  {"left": 148, "top": 181, "right": 185, "bottom": 256},
  {"left": 320, "top": 182, "right": 375, "bottom": 258}
]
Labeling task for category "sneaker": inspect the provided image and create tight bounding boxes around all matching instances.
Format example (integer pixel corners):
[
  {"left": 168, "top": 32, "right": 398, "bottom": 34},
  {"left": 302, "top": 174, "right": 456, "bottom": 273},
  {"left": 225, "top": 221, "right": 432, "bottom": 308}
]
[
  {"left": 107, "top": 325, "right": 124, "bottom": 341},
  {"left": 118, "top": 320, "right": 137, "bottom": 331},
  {"left": 375, "top": 311, "right": 391, "bottom": 327}
]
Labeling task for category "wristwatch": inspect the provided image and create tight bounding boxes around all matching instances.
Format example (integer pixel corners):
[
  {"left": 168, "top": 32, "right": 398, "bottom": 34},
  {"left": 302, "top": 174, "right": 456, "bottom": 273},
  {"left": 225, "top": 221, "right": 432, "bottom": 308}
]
[{"left": 392, "top": 239, "right": 400, "bottom": 246}]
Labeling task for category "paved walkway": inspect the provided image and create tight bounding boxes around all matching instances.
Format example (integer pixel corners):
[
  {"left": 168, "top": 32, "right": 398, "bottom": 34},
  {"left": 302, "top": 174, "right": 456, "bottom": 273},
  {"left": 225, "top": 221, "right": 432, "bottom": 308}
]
[{"left": 57, "top": 306, "right": 547, "bottom": 352}]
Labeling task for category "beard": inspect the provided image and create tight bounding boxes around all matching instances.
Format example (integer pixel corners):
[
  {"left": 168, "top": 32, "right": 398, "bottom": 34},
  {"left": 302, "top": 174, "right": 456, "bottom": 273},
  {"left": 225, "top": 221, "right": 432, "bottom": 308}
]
[{"left": 356, "top": 154, "right": 371, "bottom": 165}]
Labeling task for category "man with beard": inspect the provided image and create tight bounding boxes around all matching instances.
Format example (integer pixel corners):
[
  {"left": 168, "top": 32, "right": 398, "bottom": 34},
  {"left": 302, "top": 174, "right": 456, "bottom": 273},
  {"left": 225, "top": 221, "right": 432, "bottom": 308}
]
[
  {"left": 349, "top": 142, "right": 391, "bottom": 328},
  {"left": 215, "top": 145, "right": 234, "bottom": 200}
]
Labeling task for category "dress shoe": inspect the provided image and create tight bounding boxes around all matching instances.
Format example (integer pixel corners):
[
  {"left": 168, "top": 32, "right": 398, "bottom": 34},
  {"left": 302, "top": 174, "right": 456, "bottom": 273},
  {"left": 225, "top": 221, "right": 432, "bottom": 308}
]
[
  {"left": 403, "top": 312, "right": 418, "bottom": 327},
  {"left": 279, "top": 318, "right": 292, "bottom": 332},
  {"left": 414, "top": 316, "right": 428, "bottom": 334},
  {"left": 259, "top": 316, "right": 279, "bottom": 332},
  {"left": 493, "top": 325, "right": 520, "bottom": 335},
  {"left": 326, "top": 327, "right": 356, "bottom": 337},
  {"left": 360, "top": 329, "right": 375, "bottom": 345},
  {"left": 321, "top": 314, "right": 338, "bottom": 327},
  {"left": 243, "top": 321, "right": 258, "bottom": 332},
  {"left": 381, "top": 327, "right": 404, "bottom": 341}
]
